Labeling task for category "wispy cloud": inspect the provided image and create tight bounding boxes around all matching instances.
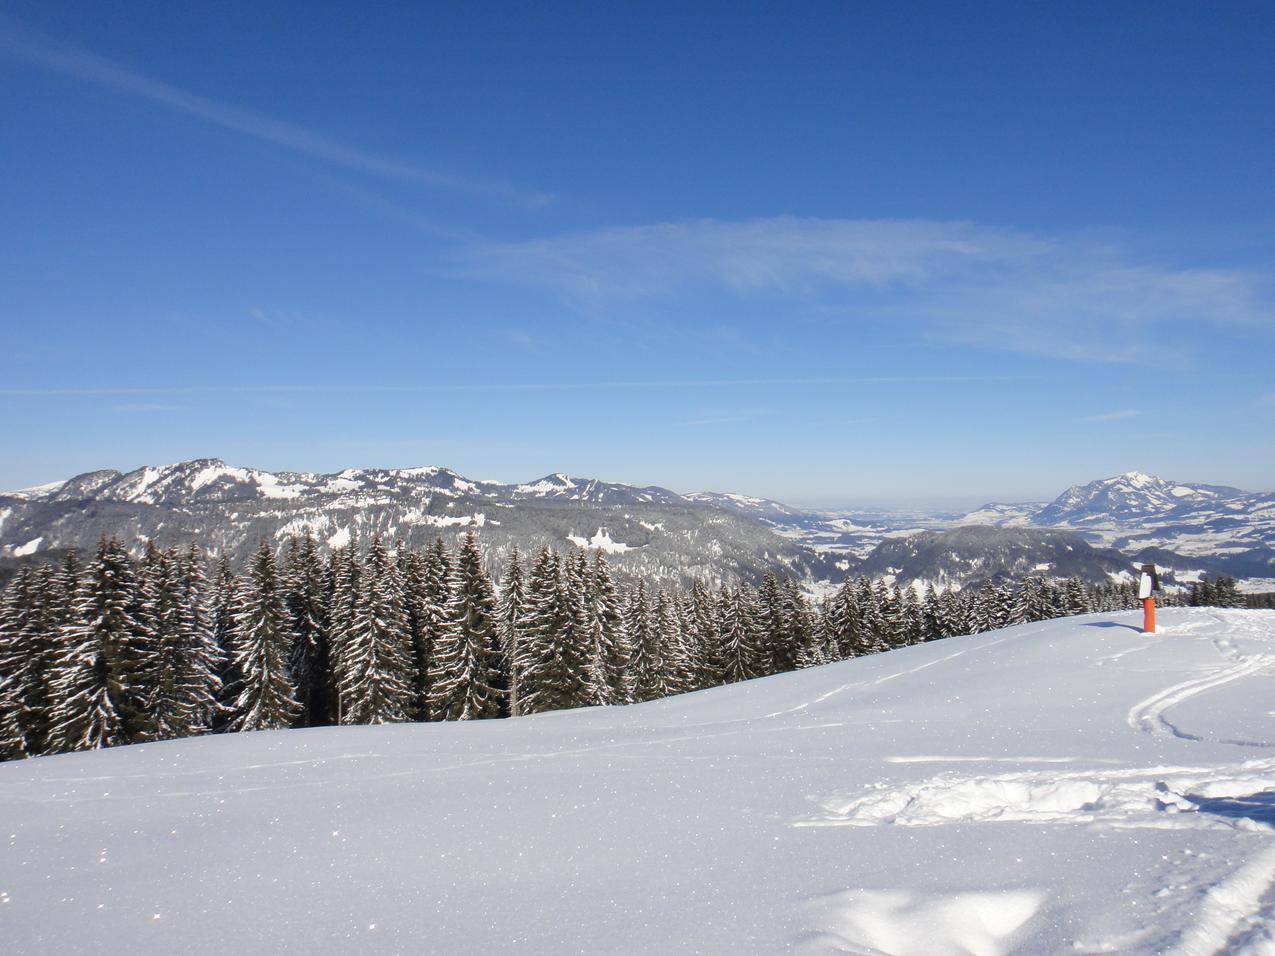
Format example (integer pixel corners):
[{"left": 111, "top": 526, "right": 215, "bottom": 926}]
[
  {"left": 109, "top": 402, "right": 186, "bottom": 413},
  {"left": 0, "top": 374, "right": 1033, "bottom": 398},
  {"left": 679, "top": 415, "right": 756, "bottom": 427},
  {"left": 454, "top": 217, "right": 1273, "bottom": 363},
  {"left": 0, "top": 25, "right": 552, "bottom": 210},
  {"left": 1083, "top": 409, "right": 1143, "bottom": 422}
]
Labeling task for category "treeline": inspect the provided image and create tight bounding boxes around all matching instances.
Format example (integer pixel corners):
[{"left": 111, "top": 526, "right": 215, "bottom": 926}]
[
  {"left": 0, "top": 531, "right": 1216, "bottom": 762},
  {"left": 1184, "top": 576, "right": 1247, "bottom": 608}
]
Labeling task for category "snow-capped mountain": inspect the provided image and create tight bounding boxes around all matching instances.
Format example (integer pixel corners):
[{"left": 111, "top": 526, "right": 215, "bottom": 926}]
[
  {"left": 1035, "top": 471, "right": 1255, "bottom": 525},
  {"left": 963, "top": 472, "right": 1275, "bottom": 579},
  {"left": 2, "top": 462, "right": 1269, "bottom": 591},
  {"left": 0, "top": 459, "right": 839, "bottom": 586}
]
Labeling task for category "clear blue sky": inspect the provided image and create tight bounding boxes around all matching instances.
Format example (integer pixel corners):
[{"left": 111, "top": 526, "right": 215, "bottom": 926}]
[{"left": 1, "top": 1, "right": 1272, "bottom": 507}]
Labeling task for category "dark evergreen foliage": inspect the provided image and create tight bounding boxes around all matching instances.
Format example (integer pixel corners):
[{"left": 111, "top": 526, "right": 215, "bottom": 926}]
[{"left": 0, "top": 528, "right": 1211, "bottom": 763}]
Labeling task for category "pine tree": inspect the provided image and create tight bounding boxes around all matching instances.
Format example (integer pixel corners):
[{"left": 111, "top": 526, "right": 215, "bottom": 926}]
[
  {"left": 146, "top": 546, "right": 202, "bottom": 740},
  {"left": 228, "top": 538, "right": 300, "bottom": 732},
  {"left": 1062, "top": 578, "right": 1091, "bottom": 616},
  {"left": 654, "top": 589, "right": 690, "bottom": 697},
  {"left": 176, "top": 547, "right": 223, "bottom": 732},
  {"left": 756, "top": 573, "right": 789, "bottom": 675},
  {"left": 684, "top": 578, "right": 721, "bottom": 690},
  {"left": 49, "top": 538, "right": 143, "bottom": 751},
  {"left": 284, "top": 532, "right": 332, "bottom": 726},
  {"left": 590, "top": 551, "right": 629, "bottom": 704},
  {"left": 415, "top": 537, "right": 452, "bottom": 720},
  {"left": 625, "top": 580, "right": 664, "bottom": 702},
  {"left": 718, "top": 583, "right": 764, "bottom": 683},
  {"left": 497, "top": 546, "right": 527, "bottom": 714},
  {"left": 326, "top": 540, "right": 361, "bottom": 724},
  {"left": 822, "top": 577, "right": 855, "bottom": 659},
  {"left": 0, "top": 571, "right": 35, "bottom": 759},
  {"left": 567, "top": 551, "right": 607, "bottom": 707},
  {"left": 514, "top": 548, "right": 595, "bottom": 714},
  {"left": 428, "top": 532, "right": 502, "bottom": 721},
  {"left": 209, "top": 555, "right": 240, "bottom": 729},
  {"left": 339, "top": 535, "right": 413, "bottom": 724}
]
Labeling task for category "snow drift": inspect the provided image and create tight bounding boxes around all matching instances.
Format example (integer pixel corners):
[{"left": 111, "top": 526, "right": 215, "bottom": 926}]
[{"left": 3, "top": 608, "right": 1275, "bottom": 954}]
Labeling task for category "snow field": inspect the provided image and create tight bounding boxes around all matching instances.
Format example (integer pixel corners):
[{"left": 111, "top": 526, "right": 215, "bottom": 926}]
[{"left": 1, "top": 608, "right": 1274, "bottom": 953}]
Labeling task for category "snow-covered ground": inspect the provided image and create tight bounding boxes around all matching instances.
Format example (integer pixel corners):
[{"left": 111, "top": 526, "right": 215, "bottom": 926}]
[{"left": 3, "top": 609, "right": 1275, "bottom": 954}]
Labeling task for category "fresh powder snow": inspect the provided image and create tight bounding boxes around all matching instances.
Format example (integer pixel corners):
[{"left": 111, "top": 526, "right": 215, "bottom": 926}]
[{"left": 2, "top": 608, "right": 1275, "bottom": 953}]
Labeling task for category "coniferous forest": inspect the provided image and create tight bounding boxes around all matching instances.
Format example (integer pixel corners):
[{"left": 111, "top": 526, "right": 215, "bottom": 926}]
[{"left": 0, "top": 530, "right": 1234, "bottom": 762}]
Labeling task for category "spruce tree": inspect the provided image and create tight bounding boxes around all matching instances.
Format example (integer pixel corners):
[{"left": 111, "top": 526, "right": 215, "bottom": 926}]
[
  {"left": 428, "top": 532, "right": 503, "bottom": 721},
  {"left": 654, "top": 589, "right": 689, "bottom": 697},
  {"left": 0, "top": 571, "right": 35, "bottom": 759},
  {"left": 339, "top": 535, "right": 413, "bottom": 724},
  {"left": 326, "top": 540, "right": 361, "bottom": 724},
  {"left": 718, "top": 583, "right": 764, "bottom": 684},
  {"left": 497, "top": 546, "right": 527, "bottom": 714},
  {"left": 415, "top": 537, "right": 452, "bottom": 720},
  {"left": 590, "top": 551, "right": 630, "bottom": 704},
  {"left": 175, "top": 547, "right": 223, "bottom": 733},
  {"left": 756, "top": 572, "right": 788, "bottom": 675},
  {"left": 49, "top": 537, "right": 143, "bottom": 751},
  {"left": 512, "top": 548, "right": 596, "bottom": 714},
  {"left": 284, "top": 532, "right": 332, "bottom": 726},
  {"left": 685, "top": 578, "right": 721, "bottom": 690},
  {"left": 210, "top": 555, "right": 240, "bottom": 729},
  {"left": 625, "top": 580, "right": 665, "bottom": 702},
  {"left": 228, "top": 538, "right": 300, "bottom": 732}
]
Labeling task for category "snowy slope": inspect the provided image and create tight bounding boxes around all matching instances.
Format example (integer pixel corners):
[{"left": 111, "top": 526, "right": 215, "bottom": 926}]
[
  {"left": 0, "top": 459, "right": 839, "bottom": 586},
  {"left": 4, "top": 609, "right": 1275, "bottom": 954}
]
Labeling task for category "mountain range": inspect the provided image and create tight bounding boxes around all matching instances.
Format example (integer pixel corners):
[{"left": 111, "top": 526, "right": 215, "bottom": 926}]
[{"left": 2, "top": 461, "right": 1271, "bottom": 591}]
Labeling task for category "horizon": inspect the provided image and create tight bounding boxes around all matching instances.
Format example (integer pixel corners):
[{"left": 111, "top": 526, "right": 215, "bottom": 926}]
[
  {"left": 2, "top": 2, "right": 1273, "bottom": 500},
  {"left": 4, "top": 454, "right": 1264, "bottom": 514}
]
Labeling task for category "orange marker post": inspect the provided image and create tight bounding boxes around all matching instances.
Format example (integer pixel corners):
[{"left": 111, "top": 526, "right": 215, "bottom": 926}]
[{"left": 1138, "top": 563, "right": 1160, "bottom": 635}]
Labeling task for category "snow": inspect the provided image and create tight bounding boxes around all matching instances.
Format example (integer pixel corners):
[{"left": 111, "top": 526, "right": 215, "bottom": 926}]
[
  {"left": 565, "top": 527, "right": 634, "bottom": 553},
  {"left": 11, "top": 536, "right": 42, "bottom": 556},
  {"left": 189, "top": 463, "right": 252, "bottom": 491},
  {"left": 516, "top": 474, "right": 577, "bottom": 495},
  {"left": 3, "top": 479, "right": 65, "bottom": 500},
  {"left": 326, "top": 526, "right": 351, "bottom": 549},
  {"left": 3, "top": 609, "right": 1275, "bottom": 954},
  {"left": 253, "top": 472, "right": 306, "bottom": 499}
]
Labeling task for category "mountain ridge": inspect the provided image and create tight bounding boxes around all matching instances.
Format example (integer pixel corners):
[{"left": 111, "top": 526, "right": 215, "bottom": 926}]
[{"left": 3, "top": 461, "right": 1270, "bottom": 589}]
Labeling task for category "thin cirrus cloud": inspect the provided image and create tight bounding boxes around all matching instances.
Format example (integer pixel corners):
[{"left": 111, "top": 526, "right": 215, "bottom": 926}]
[
  {"left": 0, "top": 375, "right": 1033, "bottom": 399},
  {"left": 1082, "top": 409, "right": 1142, "bottom": 422},
  {"left": 0, "top": 24, "right": 552, "bottom": 210},
  {"left": 455, "top": 217, "right": 1273, "bottom": 364}
]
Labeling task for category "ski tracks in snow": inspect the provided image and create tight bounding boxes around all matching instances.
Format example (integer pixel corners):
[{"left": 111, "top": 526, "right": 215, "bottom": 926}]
[
  {"left": 795, "top": 614, "right": 1275, "bottom": 954},
  {"left": 1127, "top": 653, "right": 1275, "bottom": 742}
]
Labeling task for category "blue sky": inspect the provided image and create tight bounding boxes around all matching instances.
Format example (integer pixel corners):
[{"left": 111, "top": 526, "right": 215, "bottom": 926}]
[{"left": 1, "top": 1, "right": 1272, "bottom": 507}]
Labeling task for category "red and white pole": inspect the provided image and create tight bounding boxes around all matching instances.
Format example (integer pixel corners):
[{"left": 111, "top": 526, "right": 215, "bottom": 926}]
[{"left": 1138, "top": 563, "right": 1158, "bottom": 634}]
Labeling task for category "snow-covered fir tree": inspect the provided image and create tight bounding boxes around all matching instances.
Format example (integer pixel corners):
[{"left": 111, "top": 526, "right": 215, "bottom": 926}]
[
  {"left": 339, "top": 535, "right": 413, "bottom": 725},
  {"left": 718, "top": 583, "right": 764, "bottom": 684},
  {"left": 148, "top": 545, "right": 220, "bottom": 739},
  {"left": 589, "top": 551, "right": 629, "bottom": 704},
  {"left": 496, "top": 546, "right": 526, "bottom": 713},
  {"left": 428, "top": 532, "right": 503, "bottom": 721},
  {"left": 49, "top": 537, "right": 144, "bottom": 752},
  {"left": 283, "top": 531, "right": 331, "bottom": 726},
  {"left": 228, "top": 538, "right": 300, "bottom": 732},
  {"left": 414, "top": 537, "right": 452, "bottom": 721},
  {"left": 624, "top": 579, "right": 665, "bottom": 702}
]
